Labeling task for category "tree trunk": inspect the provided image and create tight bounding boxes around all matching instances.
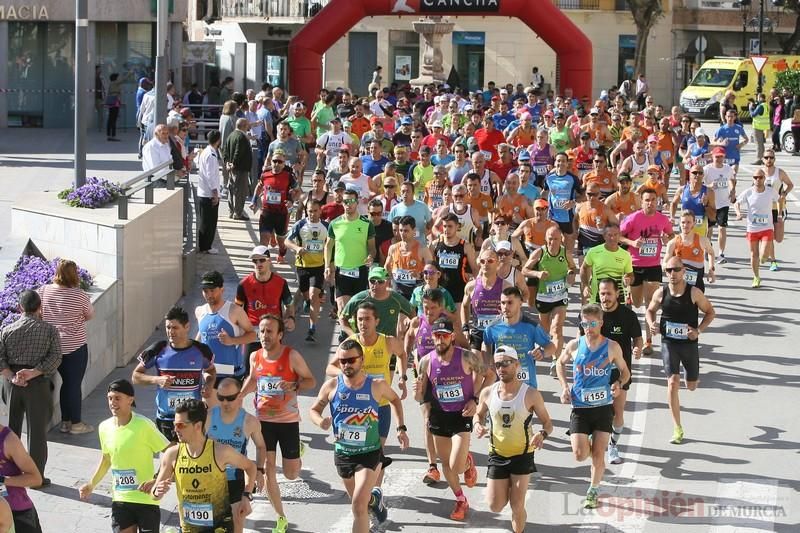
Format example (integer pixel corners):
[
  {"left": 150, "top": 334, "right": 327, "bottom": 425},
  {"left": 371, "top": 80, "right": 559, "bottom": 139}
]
[
  {"left": 780, "top": 14, "right": 800, "bottom": 54},
  {"left": 633, "top": 24, "right": 652, "bottom": 78}
]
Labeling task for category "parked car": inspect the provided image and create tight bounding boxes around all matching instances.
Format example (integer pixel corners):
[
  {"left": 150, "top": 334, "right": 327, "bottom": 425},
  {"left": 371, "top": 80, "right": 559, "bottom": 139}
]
[{"left": 779, "top": 118, "right": 795, "bottom": 153}]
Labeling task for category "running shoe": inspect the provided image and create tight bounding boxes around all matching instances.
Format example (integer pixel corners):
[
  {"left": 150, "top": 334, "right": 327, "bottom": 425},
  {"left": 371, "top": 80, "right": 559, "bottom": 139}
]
[
  {"left": 305, "top": 329, "right": 316, "bottom": 342},
  {"left": 583, "top": 488, "right": 599, "bottom": 509},
  {"left": 463, "top": 452, "right": 478, "bottom": 488},
  {"left": 69, "top": 422, "right": 94, "bottom": 435},
  {"left": 422, "top": 465, "right": 441, "bottom": 485},
  {"left": 607, "top": 443, "right": 623, "bottom": 465},
  {"left": 752, "top": 277, "right": 761, "bottom": 288},
  {"left": 449, "top": 499, "right": 469, "bottom": 521},
  {"left": 369, "top": 487, "right": 388, "bottom": 523},
  {"left": 716, "top": 254, "right": 727, "bottom": 264},
  {"left": 272, "top": 516, "right": 289, "bottom": 533},
  {"left": 670, "top": 426, "right": 684, "bottom": 444},
  {"left": 549, "top": 360, "right": 557, "bottom": 377},
  {"left": 770, "top": 261, "right": 779, "bottom": 272},
  {"left": 642, "top": 341, "right": 653, "bottom": 356}
]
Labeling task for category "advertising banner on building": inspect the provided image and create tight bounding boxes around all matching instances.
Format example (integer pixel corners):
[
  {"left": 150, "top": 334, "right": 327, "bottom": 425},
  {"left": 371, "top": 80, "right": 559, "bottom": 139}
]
[{"left": 395, "top": 55, "right": 412, "bottom": 80}]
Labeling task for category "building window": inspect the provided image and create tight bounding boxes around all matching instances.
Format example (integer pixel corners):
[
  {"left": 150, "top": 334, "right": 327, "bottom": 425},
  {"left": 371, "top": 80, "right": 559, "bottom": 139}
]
[
  {"left": 389, "top": 30, "right": 419, "bottom": 85},
  {"left": 618, "top": 34, "right": 636, "bottom": 85}
]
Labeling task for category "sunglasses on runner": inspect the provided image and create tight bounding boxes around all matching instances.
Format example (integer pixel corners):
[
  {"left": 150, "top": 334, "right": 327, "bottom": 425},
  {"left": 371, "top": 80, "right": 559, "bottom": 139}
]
[
  {"left": 252, "top": 258, "right": 267, "bottom": 264},
  {"left": 479, "top": 258, "right": 497, "bottom": 265},
  {"left": 664, "top": 267, "right": 684, "bottom": 273},
  {"left": 423, "top": 270, "right": 437, "bottom": 276},
  {"left": 369, "top": 279, "right": 387, "bottom": 285},
  {"left": 173, "top": 421, "right": 199, "bottom": 430},
  {"left": 494, "top": 359, "right": 515, "bottom": 369},
  {"left": 338, "top": 356, "right": 363, "bottom": 365},
  {"left": 272, "top": 159, "right": 285, "bottom": 164},
  {"left": 217, "top": 393, "right": 239, "bottom": 402},
  {"left": 343, "top": 198, "right": 358, "bottom": 205},
  {"left": 580, "top": 320, "right": 600, "bottom": 329}
]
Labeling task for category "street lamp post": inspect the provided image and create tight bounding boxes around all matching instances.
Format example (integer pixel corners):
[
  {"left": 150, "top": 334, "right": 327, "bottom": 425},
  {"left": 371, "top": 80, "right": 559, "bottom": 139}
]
[
  {"left": 757, "top": 0, "right": 765, "bottom": 93},
  {"left": 73, "top": 0, "right": 87, "bottom": 188}
]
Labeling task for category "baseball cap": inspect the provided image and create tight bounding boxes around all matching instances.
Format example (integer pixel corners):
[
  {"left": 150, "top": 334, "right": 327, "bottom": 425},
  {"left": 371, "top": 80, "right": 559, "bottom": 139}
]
[
  {"left": 533, "top": 198, "right": 549, "bottom": 209},
  {"left": 432, "top": 120, "right": 444, "bottom": 128},
  {"left": 248, "top": 245, "right": 270, "bottom": 259},
  {"left": 495, "top": 240, "right": 512, "bottom": 252},
  {"left": 520, "top": 112, "right": 532, "bottom": 121},
  {"left": 200, "top": 270, "right": 224, "bottom": 288},
  {"left": 647, "top": 134, "right": 658, "bottom": 143},
  {"left": 580, "top": 131, "right": 591, "bottom": 140},
  {"left": 694, "top": 127, "right": 707, "bottom": 138},
  {"left": 400, "top": 116, "right": 413, "bottom": 125},
  {"left": 517, "top": 150, "right": 531, "bottom": 162},
  {"left": 711, "top": 146, "right": 725, "bottom": 156},
  {"left": 368, "top": 266, "right": 389, "bottom": 281},
  {"left": 179, "top": 107, "right": 193, "bottom": 118},
  {"left": 589, "top": 107, "right": 600, "bottom": 115},
  {"left": 292, "top": 102, "right": 304, "bottom": 111},
  {"left": 334, "top": 181, "right": 346, "bottom": 191},
  {"left": 494, "top": 345, "right": 519, "bottom": 361},
  {"left": 618, "top": 172, "right": 632, "bottom": 182},
  {"left": 647, "top": 164, "right": 662, "bottom": 173},
  {"left": 544, "top": 110, "right": 554, "bottom": 118},
  {"left": 431, "top": 317, "right": 454, "bottom": 334}
]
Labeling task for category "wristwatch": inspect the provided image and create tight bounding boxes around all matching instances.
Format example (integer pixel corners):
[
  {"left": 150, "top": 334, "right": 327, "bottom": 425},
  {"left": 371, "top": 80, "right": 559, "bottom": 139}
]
[
  {"left": 396, "top": 425, "right": 408, "bottom": 432},
  {"left": 538, "top": 429, "right": 548, "bottom": 440},
  {"left": 399, "top": 374, "right": 409, "bottom": 382},
  {"left": 242, "top": 491, "right": 254, "bottom": 501}
]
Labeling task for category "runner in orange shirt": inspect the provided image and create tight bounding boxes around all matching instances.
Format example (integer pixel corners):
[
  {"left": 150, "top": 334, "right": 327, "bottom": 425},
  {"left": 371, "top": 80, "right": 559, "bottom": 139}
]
[
  {"left": 582, "top": 154, "right": 618, "bottom": 199},
  {"left": 495, "top": 173, "right": 534, "bottom": 229},
  {"left": 604, "top": 173, "right": 641, "bottom": 222},
  {"left": 636, "top": 165, "right": 670, "bottom": 211}
]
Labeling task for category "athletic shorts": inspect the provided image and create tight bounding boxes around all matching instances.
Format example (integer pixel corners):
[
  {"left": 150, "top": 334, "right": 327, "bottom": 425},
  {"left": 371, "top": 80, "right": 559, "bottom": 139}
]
[
  {"left": 578, "top": 229, "right": 604, "bottom": 254},
  {"left": 535, "top": 298, "right": 568, "bottom": 315},
  {"left": 557, "top": 220, "right": 575, "bottom": 235},
  {"left": 334, "top": 449, "right": 382, "bottom": 479},
  {"left": 334, "top": 266, "right": 368, "bottom": 298},
  {"left": 378, "top": 404, "right": 392, "bottom": 439},
  {"left": 111, "top": 502, "right": 160, "bottom": 533},
  {"left": 710, "top": 206, "right": 729, "bottom": 228},
  {"left": 258, "top": 210, "right": 289, "bottom": 236},
  {"left": 260, "top": 421, "right": 301, "bottom": 459},
  {"left": 487, "top": 452, "right": 537, "bottom": 480},
  {"left": 746, "top": 229, "right": 774, "bottom": 242},
  {"left": 428, "top": 408, "right": 473, "bottom": 438},
  {"left": 632, "top": 265, "right": 662, "bottom": 286},
  {"left": 297, "top": 266, "right": 325, "bottom": 293},
  {"left": 772, "top": 208, "right": 780, "bottom": 224},
  {"left": 393, "top": 282, "right": 417, "bottom": 302},
  {"left": 156, "top": 418, "right": 177, "bottom": 442},
  {"left": 661, "top": 341, "right": 700, "bottom": 382},
  {"left": 569, "top": 405, "right": 614, "bottom": 435},
  {"left": 228, "top": 475, "right": 245, "bottom": 504},
  {"left": 468, "top": 327, "right": 485, "bottom": 350},
  {"left": 609, "top": 353, "right": 633, "bottom": 390},
  {"left": 12, "top": 507, "right": 43, "bottom": 533}
]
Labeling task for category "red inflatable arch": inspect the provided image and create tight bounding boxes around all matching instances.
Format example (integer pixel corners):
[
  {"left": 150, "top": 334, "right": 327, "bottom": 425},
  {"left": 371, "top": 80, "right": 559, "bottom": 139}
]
[{"left": 288, "top": 0, "right": 592, "bottom": 106}]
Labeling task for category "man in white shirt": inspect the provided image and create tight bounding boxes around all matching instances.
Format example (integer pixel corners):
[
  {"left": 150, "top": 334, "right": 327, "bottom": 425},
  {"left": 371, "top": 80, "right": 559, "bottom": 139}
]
[
  {"left": 141, "top": 124, "right": 172, "bottom": 172},
  {"left": 197, "top": 130, "right": 223, "bottom": 254}
]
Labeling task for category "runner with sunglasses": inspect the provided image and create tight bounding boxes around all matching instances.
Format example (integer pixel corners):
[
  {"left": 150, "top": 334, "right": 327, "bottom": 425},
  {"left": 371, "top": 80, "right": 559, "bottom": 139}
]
[
  {"left": 384, "top": 216, "right": 433, "bottom": 301},
  {"left": 645, "top": 257, "right": 715, "bottom": 444},
  {"left": 462, "top": 249, "right": 511, "bottom": 352},
  {"left": 576, "top": 183, "right": 618, "bottom": 256},
  {"left": 408, "top": 262, "right": 458, "bottom": 321},
  {"left": 250, "top": 149, "right": 301, "bottom": 262},
  {"left": 414, "top": 318, "right": 484, "bottom": 521},
  {"left": 734, "top": 169, "right": 783, "bottom": 287},
  {"left": 310, "top": 339, "right": 409, "bottom": 533},
  {"left": 473, "top": 345, "right": 554, "bottom": 533},
  {"left": 240, "top": 314, "right": 316, "bottom": 532},
  {"left": 556, "top": 304, "right": 630, "bottom": 509},
  {"left": 152, "top": 400, "right": 257, "bottom": 533},
  {"left": 206, "top": 378, "right": 267, "bottom": 533},
  {"left": 761, "top": 149, "right": 794, "bottom": 272}
]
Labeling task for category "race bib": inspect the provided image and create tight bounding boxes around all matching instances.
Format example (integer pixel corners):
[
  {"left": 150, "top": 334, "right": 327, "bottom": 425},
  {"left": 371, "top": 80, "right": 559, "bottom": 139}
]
[
  {"left": 257, "top": 375, "right": 283, "bottom": 397},
  {"left": 713, "top": 179, "right": 727, "bottom": 190},
  {"left": 685, "top": 269, "right": 698, "bottom": 285},
  {"left": 534, "top": 165, "right": 549, "bottom": 175},
  {"left": 546, "top": 279, "right": 566, "bottom": 295},
  {"left": 752, "top": 214, "right": 769, "bottom": 226},
  {"left": 436, "top": 383, "right": 464, "bottom": 403},
  {"left": 0, "top": 484, "right": 6, "bottom": 498},
  {"left": 665, "top": 320, "right": 689, "bottom": 340},
  {"left": 590, "top": 140, "right": 600, "bottom": 150},
  {"left": 167, "top": 391, "right": 195, "bottom": 410},
  {"left": 694, "top": 215, "right": 705, "bottom": 227},
  {"left": 516, "top": 369, "right": 529, "bottom": 382},
  {"left": 661, "top": 150, "right": 672, "bottom": 160},
  {"left": 368, "top": 373, "right": 386, "bottom": 382},
  {"left": 393, "top": 269, "right": 415, "bottom": 283},
  {"left": 266, "top": 191, "right": 282, "bottom": 205},
  {"left": 305, "top": 241, "right": 323, "bottom": 252},
  {"left": 438, "top": 252, "right": 459, "bottom": 269},
  {"left": 338, "top": 423, "right": 367, "bottom": 446},
  {"left": 183, "top": 502, "right": 214, "bottom": 527},
  {"left": 340, "top": 268, "right": 360, "bottom": 278},
  {"left": 553, "top": 191, "right": 571, "bottom": 209},
  {"left": 724, "top": 158, "right": 736, "bottom": 166},
  {"left": 640, "top": 238, "right": 659, "bottom": 257},
  {"left": 474, "top": 315, "right": 497, "bottom": 329},
  {"left": 112, "top": 469, "right": 138, "bottom": 491},
  {"left": 581, "top": 387, "right": 608, "bottom": 405}
]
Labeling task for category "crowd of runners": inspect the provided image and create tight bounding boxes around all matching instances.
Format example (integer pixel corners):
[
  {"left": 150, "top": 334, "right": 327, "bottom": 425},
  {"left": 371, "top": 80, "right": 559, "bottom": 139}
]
[{"left": 69, "top": 79, "right": 796, "bottom": 533}]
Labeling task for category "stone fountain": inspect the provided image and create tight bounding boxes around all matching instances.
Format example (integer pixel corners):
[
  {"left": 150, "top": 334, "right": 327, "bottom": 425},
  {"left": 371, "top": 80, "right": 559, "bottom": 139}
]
[{"left": 409, "top": 16, "right": 455, "bottom": 87}]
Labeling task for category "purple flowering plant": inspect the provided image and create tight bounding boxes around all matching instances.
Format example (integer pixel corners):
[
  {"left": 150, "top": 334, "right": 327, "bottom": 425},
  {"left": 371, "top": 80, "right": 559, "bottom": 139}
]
[
  {"left": 57, "top": 177, "right": 123, "bottom": 209},
  {"left": 0, "top": 256, "right": 93, "bottom": 328}
]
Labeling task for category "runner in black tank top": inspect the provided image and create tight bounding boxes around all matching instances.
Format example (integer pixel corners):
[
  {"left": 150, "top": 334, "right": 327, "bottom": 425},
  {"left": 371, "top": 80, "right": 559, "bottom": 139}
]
[{"left": 433, "top": 239, "right": 469, "bottom": 302}]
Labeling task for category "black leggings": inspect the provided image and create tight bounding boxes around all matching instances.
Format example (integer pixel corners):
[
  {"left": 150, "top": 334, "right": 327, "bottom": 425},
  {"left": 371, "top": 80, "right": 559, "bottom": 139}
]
[{"left": 106, "top": 106, "right": 119, "bottom": 137}]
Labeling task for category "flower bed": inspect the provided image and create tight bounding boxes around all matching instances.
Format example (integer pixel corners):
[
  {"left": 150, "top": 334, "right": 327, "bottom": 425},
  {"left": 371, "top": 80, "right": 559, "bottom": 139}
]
[
  {"left": 0, "top": 256, "right": 93, "bottom": 327},
  {"left": 57, "top": 177, "right": 123, "bottom": 209}
]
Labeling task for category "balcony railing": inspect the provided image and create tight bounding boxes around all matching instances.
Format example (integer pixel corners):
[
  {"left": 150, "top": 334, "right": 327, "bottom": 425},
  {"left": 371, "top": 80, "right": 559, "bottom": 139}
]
[
  {"left": 558, "top": 0, "right": 600, "bottom": 9},
  {"left": 221, "top": 0, "right": 329, "bottom": 18}
]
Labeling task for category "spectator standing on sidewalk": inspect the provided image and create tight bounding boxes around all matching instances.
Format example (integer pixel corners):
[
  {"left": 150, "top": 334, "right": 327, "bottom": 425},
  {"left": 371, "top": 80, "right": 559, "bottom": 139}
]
[
  {"left": 222, "top": 118, "right": 254, "bottom": 220},
  {"left": 38, "top": 260, "right": 95, "bottom": 436},
  {"left": 0, "top": 290, "right": 63, "bottom": 487},
  {"left": 197, "top": 130, "right": 223, "bottom": 254},
  {"left": 749, "top": 93, "right": 770, "bottom": 165}
]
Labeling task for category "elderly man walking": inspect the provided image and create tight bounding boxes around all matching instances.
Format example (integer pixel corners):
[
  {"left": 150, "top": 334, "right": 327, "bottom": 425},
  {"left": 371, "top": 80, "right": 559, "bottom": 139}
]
[
  {"left": 0, "top": 290, "right": 63, "bottom": 487},
  {"left": 222, "top": 117, "right": 253, "bottom": 220}
]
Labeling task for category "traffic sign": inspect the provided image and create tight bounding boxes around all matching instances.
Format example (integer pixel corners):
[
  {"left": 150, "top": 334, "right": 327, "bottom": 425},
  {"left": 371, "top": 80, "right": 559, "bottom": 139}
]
[
  {"left": 695, "top": 35, "right": 707, "bottom": 52},
  {"left": 751, "top": 55, "right": 768, "bottom": 73}
]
